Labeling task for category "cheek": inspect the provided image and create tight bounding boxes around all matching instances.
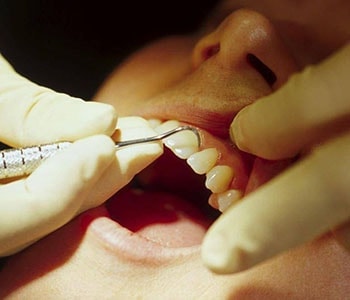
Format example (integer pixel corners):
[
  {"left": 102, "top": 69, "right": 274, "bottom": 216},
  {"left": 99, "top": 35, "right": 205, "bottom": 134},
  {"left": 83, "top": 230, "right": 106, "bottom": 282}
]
[{"left": 94, "top": 36, "right": 196, "bottom": 115}]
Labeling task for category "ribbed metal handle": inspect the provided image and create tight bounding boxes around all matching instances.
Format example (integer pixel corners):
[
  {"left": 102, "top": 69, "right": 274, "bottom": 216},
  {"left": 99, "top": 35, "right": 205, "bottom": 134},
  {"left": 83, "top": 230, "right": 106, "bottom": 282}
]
[{"left": 0, "top": 142, "right": 72, "bottom": 179}]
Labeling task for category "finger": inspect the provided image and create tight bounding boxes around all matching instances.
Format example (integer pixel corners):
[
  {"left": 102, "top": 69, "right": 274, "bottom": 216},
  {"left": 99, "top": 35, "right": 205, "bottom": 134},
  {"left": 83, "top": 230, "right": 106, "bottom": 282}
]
[
  {"left": 202, "top": 132, "right": 350, "bottom": 274},
  {"left": 230, "top": 44, "right": 350, "bottom": 159},
  {"left": 0, "top": 54, "right": 117, "bottom": 147},
  {"left": 0, "top": 54, "right": 14, "bottom": 72},
  {"left": 77, "top": 116, "right": 164, "bottom": 212},
  {"left": 0, "top": 135, "right": 116, "bottom": 256}
]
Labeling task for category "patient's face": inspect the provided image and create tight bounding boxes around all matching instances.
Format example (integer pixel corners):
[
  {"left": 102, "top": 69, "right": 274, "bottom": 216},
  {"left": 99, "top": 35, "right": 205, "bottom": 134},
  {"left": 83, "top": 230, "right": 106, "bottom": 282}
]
[{"left": 1, "top": 0, "right": 350, "bottom": 298}]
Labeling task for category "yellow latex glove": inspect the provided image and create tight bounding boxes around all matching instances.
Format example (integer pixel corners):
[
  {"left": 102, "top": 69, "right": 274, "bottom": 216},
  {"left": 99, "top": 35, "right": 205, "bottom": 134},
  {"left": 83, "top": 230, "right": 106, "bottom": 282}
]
[
  {"left": 0, "top": 55, "right": 163, "bottom": 256},
  {"left": 202, "top": 44, "right": 350, "bottom": 274}
]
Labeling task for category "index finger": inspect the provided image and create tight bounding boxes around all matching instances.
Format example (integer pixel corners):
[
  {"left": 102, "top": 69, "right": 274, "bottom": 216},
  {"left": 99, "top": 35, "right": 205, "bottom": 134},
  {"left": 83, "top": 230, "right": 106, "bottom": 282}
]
[
  {"left": 230, "top": 44, "right": 350, "bottom": 160},
  {"left": 0, "top": 55, "right": 117, "bottom": 147}
]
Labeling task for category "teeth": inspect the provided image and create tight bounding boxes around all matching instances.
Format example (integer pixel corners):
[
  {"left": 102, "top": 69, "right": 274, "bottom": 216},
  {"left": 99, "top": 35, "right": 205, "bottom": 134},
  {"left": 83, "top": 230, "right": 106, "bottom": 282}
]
[
  {"left": 155, "top": 120, "right": 199, "bottom": 159},
  {"left": 187, "top": 148, "right": 219, "bottom": 174},
  {"left": 164, "top": 131, "right": 199, "bottom": 159},
  {"left": 154, "top": 120, "right": 180, "bottom": 133},
  {"left": 148, "top": 119, "right": 162, "bottom": 129},
  {"left": 209, "top": 189, "right": 242, "bottom": 212},
  {"left": 152, "top": 119, "right": 240, "bottom": 213},
  {"left": 205, "top": 165, "right": 234, "bottom": 193}
]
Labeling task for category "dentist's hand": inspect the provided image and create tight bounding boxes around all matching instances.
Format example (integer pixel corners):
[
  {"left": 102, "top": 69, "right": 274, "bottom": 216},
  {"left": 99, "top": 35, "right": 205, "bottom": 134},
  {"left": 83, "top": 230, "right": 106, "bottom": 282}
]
[
  {"left": 0, "top": 55, "right": 162, "bottom": 256},
  {"left": 202, "top": 44, "right": 350, "bottom": 274}
]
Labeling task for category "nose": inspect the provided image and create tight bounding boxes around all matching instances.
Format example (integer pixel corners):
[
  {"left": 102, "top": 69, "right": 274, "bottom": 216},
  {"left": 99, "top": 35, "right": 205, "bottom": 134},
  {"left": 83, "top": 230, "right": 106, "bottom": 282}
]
[{"left": 192, "top": 9, "right": 298, "bottom": 89}]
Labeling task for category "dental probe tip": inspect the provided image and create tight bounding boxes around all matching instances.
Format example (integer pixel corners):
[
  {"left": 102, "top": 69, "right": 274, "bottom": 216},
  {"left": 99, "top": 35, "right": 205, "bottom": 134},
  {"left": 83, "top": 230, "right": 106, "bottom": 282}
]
[{"left": 115, "top": 125, "right": 201, "bottom": 148}]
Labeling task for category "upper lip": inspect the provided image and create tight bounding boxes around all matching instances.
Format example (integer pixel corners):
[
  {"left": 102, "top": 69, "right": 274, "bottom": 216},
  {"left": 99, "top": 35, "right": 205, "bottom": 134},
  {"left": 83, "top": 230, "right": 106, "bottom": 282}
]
[{"left": 135, "top": 93, "right": 260, "bottom": 140}]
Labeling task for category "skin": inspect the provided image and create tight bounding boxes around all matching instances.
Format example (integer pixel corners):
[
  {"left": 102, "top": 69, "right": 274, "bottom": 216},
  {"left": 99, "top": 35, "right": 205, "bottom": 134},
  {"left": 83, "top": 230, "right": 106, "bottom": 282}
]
[{"left": 1, "top": 0, "right": 350, "bottom": 298}]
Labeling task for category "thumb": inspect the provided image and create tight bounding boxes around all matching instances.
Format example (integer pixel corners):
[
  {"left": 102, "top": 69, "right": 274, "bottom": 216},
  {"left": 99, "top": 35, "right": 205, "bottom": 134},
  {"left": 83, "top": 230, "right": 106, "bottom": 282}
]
[{"left": 0, "top": 135, "right": 116, "bottom": 256}]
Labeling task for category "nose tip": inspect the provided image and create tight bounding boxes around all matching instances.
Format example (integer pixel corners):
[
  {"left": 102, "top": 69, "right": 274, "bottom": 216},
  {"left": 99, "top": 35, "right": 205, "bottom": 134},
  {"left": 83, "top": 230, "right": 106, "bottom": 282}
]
[{"left": 192, "top": 9, "right": 298, "bottom": 89}]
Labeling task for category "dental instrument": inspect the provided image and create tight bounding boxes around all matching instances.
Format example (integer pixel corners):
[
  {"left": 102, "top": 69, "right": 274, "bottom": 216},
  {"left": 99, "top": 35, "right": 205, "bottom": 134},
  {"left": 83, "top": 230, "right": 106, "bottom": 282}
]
[{"left": 0, "top": 126, "right": 200, "bottom": 180}]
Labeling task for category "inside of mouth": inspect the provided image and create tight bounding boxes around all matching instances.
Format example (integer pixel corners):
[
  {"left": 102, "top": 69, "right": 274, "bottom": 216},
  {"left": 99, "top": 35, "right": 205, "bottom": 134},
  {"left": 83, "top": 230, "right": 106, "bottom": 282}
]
[{"left": 106, "top": 148, "right": 220, "bottom": 248}]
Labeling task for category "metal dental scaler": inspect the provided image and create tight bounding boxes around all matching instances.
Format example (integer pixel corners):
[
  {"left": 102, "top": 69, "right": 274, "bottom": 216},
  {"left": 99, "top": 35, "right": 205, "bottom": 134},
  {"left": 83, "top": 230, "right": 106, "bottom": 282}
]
[{"left": 0, "top": 126, "right": 200, "bottom": 180}]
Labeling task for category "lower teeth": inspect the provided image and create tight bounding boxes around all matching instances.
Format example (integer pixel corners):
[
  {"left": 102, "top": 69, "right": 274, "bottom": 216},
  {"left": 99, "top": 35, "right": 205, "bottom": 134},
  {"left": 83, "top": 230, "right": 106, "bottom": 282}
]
[{"left": 205, "top": 165, "right": 234, "bottom": 193}]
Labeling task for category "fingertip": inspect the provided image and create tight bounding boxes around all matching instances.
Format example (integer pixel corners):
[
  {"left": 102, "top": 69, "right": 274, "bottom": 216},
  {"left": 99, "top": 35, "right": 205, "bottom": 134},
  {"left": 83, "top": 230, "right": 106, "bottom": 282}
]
[
  {"left": 84, "top": 102, "right": 118, "bottom": 136},
  {"left": 73, "top": 135, "right": 116, "bottom": 177},
  {"left": 201, "top": 232, "right": 233, "bottom": 274},
  {"left": 231, "top": 106, "right": 276, "bottom": 159},
  {"left": 230, "top": 109, "right": 252, "bottom": 154},
  {"left": 76, "top": 134, "right": 116, "bottom": 155},
  {"left": 18, "top": 95, "right": 118, "bottom": 145},
  {"left": 230, "top": 105, "right": 286, "bottom": 160},
  {"left": 116, "top": 142, "right": 163, "bottom": 176},
  {"left": 0, "top": 54, "right": 14, "bottom": 71},
  {"left": 201, "top": 231, "right": 248, "bottom": 274},
  {"left": 114, "top": 115, "right": 164, "bottom": 175}
]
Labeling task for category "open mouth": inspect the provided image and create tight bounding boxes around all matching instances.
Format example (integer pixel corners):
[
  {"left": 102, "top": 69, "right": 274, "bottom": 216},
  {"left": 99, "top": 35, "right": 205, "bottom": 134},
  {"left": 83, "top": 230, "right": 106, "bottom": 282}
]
[{"left": 104, "top": 119, "right": 261, "bottom": 249}]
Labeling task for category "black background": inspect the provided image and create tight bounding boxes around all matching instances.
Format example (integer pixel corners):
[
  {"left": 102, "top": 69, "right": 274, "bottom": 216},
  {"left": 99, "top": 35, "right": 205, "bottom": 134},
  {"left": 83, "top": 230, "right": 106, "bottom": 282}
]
[{"left": 0, "top": 0, "right": 218, "bottom": 99}]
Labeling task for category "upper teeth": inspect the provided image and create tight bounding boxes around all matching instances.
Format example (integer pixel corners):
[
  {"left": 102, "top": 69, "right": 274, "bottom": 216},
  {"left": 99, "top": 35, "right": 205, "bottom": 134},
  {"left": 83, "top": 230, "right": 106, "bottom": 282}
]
[
  {"left": 154, "top": 120, "right": 199, "bottom": 159},
  {"left": 152, "top": 119, "right": 242, "bottom": 212},
  {"left": 209, "top": 189, "right": 242, "bottom": 213},
  {"left": 164, "top": 130, "right": 199, "bottom": 159},
  {"left": 187, "top": 148, "right": 218, "bottom": 174},
  {"left": 205, "top": 165, "right": 234, "bottom": 193}
]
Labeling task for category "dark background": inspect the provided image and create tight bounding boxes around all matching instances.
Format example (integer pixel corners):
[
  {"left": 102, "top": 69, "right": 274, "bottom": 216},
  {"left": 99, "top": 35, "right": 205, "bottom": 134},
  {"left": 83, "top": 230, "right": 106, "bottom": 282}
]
[{"left": 0, "top": 0, "right": 218, "bottom": 99}]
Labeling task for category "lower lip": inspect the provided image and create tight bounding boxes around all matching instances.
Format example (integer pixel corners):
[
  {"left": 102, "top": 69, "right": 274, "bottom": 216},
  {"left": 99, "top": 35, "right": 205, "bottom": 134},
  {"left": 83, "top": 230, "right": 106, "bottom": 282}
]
[
  {"left": 82, "top": 208, "right": 200, "bottom": 264},
  {"left": 84, "top": 207, "right": 200, "bottom": 264}
]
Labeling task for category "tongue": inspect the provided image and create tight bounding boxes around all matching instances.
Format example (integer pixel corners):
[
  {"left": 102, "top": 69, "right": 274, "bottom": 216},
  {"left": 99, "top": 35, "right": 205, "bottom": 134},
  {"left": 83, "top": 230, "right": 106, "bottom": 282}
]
[{"left": 106, "top": 189, "right": 213, "bottom": 248}]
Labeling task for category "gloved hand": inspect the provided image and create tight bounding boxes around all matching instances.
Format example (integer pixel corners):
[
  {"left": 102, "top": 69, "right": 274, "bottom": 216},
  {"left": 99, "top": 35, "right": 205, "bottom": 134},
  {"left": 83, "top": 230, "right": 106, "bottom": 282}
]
[
  {"left": 0, "top": 55, "right": 163, "bottom": 256},
  {"left": 201, "top": 44, "right": 350, "bottom": 274}
]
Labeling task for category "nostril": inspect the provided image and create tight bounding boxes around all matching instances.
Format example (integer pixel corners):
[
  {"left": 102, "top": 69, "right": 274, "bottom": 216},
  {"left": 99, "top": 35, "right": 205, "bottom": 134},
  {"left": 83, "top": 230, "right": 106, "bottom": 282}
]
[
  {"left": 247, "top": 53, "right": 277, "bottom": 86},
  {"left": 202, "top": 43, "right": 220, "bottom": 61}
]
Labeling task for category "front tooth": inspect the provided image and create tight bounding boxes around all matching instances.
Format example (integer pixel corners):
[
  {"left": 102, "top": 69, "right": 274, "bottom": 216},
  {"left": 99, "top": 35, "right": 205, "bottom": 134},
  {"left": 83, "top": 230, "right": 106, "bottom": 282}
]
[
  {"left": 148, "top": 119, "right": 162, "bottom": 129},
  {"left": 154, "top": 120, "right": 199, "bottom": 159},
  {"left": 164, "top": 130, "right": 199, "bottom": 159},
  {"left": 217, "top": 189, "right": 242, "bottom": 212},
  {"left": 187, "top": 148, "right": 219, "bottom": 174},
  {"left": 208, "top": 189, "right": 242, "bottom": 212},
  {"left": 205, "top": 165, "right": 234, "bottom": 193},
  {"left": 154, "top": 120, "right": 180, "bottom": 134}
]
